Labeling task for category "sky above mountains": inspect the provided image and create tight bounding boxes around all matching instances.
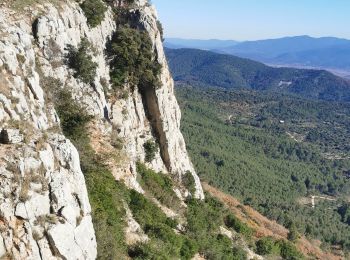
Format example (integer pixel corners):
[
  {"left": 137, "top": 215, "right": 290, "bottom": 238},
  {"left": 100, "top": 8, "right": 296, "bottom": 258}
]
[{"left": 152, "top": 0, "right": 350, "bottom": 41}]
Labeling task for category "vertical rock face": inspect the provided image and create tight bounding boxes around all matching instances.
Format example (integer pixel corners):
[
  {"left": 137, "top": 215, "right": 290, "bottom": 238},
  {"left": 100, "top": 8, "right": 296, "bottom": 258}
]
[
  {"left": 0, "top": 0, "right": 203, "bottom": 259},
  {"left": 110, "top": 1, "right": 204, "bottom": 199}
]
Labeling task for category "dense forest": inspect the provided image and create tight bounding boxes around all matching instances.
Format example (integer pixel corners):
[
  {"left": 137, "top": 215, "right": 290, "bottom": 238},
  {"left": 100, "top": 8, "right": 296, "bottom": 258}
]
[
  {"left": 166, "top": 48, "right": 350, "bottom": 102},
  {"left": 176, "top": 85, "right": 350, "bottom": 253}
]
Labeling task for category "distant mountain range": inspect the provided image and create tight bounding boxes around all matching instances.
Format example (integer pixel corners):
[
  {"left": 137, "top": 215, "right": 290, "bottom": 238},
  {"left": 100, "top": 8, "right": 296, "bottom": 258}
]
[
  {"left": 165, "top": 36, "right": 350, "bottom": 77},
  {"left": 165, "top": 48, "right": 350, "bottom": 102},
  {"left": 164, "top": 38, "right": 239, "bottom": 50}
]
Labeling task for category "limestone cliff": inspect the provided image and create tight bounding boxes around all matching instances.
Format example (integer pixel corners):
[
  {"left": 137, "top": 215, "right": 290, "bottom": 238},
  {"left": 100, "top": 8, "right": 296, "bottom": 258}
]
[{"left": 0, "top": 0, "right": 203, "bottom": 258}]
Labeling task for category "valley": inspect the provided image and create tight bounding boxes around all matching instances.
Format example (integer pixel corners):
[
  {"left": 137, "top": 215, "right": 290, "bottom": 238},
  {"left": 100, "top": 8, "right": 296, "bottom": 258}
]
[{"left": 175, "top": 85, "right": 350, "bottom": 256}]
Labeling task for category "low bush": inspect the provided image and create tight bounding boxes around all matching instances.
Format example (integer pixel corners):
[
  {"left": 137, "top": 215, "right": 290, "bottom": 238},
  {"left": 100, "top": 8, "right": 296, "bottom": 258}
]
[
  {"left": 224, "top": 214, "right": 253, "bottom": 238},
  {"left": 80, "top": 0, "right": 107, "bottom": 27},
  {"left": 182, "top": 170, "right": 196, "bottom": 195},
  {"left": 287, "top": 224, "right": 300, "bottom": 242},
  {"left": 156, "top": 20, "right": 164, "bottom": 42},
  {"left": 255, "top": 237, "right": 278, "bottom": 255},
  {"left": 66, "top": 39, "right": 97, "bottom": 84},
  {"left": 127, "top": 189, "right": 195, "bottom": 259},
  {"left": 278, "top": 240, "right": 304, "bottom": 260},
  {"left": 54, "top": 89, "right": 92, "bottom": 139},
  {"left": 185, "top": 195, "right": 248, "bottom": 259},
  {"left": 136, "top": 162, "right": 180, "bottom": 208},
  {"left": 143, "top": 140, "right": 158, "bottom": 162},
  {"left": 107, "top": 26, "right": 161, "bottom": 90}
]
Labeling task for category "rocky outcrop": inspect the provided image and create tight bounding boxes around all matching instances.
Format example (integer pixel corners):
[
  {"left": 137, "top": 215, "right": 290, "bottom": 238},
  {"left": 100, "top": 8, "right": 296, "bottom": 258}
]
[
  {"left": 110, "top": 1, "right": 204, "bottom": 199},
  {"left": 0, "top": 0, "right": 203, "bottom": 258}
]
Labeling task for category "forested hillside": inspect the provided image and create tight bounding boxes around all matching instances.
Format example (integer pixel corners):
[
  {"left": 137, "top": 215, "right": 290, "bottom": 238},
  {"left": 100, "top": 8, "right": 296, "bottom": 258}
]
[
  {"left": 176, "top": 85, "right": 350, "bottom": 255},
  {"left": 166, "top": 48, "right": 350, "bottom": 102}
]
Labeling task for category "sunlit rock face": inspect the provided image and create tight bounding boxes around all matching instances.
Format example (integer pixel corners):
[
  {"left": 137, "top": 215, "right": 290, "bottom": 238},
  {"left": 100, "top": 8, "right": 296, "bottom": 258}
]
[{"left": 0, "top": 0, "right": 203, "bottom": 259}]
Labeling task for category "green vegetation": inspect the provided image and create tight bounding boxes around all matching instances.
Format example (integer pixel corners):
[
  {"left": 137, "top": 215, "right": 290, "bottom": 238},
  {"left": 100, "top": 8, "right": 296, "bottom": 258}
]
[
  {"left": 176, "top": 85, "right": 350, "bottom": 251},
  {"left": 66, "top": 39, "right": 97, "bottom": 84},
  {"left": 182, "top": 171, "right": 196, "bottom": 195},
  {"left": 52, "top": 85, "right": 305, "bottom": 259},
  {"left": 224, "top": 214, "right": 253, "bottom": 239},
  {"left": 186, "top": 196, "right": 249, "bottom": 259},
  {"left": 80, "top": 0, "right": 107, "bottom": 27},
  {"left": 279, "top": 240, "right": 304, "bottom": 260},
  {"left": 137, "top": 162, "right": 180, "bottom": 208},
  {"left": 255, "top": 237, "right": 303, "bottom": 259},
  {"left": 107, "top": 26, "right": 161, "bottom": 90},
  {"left": 287, "top": 224, "right": 300, "bottom": 242},
  {"left": 127, "top": 189, "right": 187, "bottom": 259},
  {"left": 130, "top": 164, "right": 257, "bottom": 259},
  {"left": 53, "top": 87, "right": 254, "bottom": 259},
  {"left": 256, "top": 237, "right": 278, "bottom": 255},
  {"left": 143, "top": 140, "right": 158, "bottom": 162},
  {"left": 156, "top": 20, "right": 164, "bottom": 42},
  {"left": 54, "top": 88, "right": 128, "bottom": 259},
  {"left": 338, "top": 203, "right": 350, "bottom": 225},
  {"left": 166, "top": 48, "right": 350, "bottom": 102}
]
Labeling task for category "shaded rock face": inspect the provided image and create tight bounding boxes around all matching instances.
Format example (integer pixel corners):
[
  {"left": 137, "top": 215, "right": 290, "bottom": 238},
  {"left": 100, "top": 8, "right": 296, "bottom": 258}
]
[{"left": 0, "top": 0, "right": 203, "bottom": 259}]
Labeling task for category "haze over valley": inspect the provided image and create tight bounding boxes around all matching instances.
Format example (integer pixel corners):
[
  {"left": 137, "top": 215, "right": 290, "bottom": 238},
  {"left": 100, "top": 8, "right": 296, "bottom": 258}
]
[{"left": 165, "top": 36, "right": 350, "bottom": 79}]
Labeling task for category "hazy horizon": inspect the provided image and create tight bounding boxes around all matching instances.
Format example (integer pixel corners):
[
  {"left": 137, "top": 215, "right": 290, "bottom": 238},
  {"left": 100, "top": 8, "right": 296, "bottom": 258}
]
[
  {"left": 165, "top": 35, "right": 350, "bottom": 42},
  {"left": 152, "top": 0, "right": 350, "bottom": 41}
]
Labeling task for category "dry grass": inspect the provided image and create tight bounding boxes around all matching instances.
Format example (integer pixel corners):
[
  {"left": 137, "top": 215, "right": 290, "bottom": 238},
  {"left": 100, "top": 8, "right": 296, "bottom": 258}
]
[
  {"left": 34, "top": 214, "right": 58, "bottom": 227},
  {"left": 0, "top": 72, "right": 12, "bottom": 98},
  {"left": 32, "top": 230, "right": 42, "bottom": 241},
  {"left": 18, "top": 178, "right": 31, "bottom": 202},
  {"left": 6, "top": 0, "right": 64, "bottom": 11}
]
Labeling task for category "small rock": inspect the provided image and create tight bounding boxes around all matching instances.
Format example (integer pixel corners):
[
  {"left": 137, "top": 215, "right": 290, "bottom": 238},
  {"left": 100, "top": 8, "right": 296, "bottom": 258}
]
[
  {"left": 0, "top": 129, "right": 23, "bottom": 144},
  {"left": 15, "top": 203, "right": 28, "bottom": 220}
]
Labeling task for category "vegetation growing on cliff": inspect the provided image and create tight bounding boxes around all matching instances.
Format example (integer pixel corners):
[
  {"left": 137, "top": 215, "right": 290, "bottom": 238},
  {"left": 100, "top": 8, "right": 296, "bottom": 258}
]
[
  {"left": 107, "top": 26, "right": 161, "bottom": 90},
  {"left": 54, "top": 88, "right": 128, "bottom": 259},
  {"left": 66, "top": 39, "right": 98, "bottom": 84},
  {"left": 80, "top": 0, "right": 107, "bottom": 27},
  {"left": 143, "top": 140, "right": 158, "bottom": 162}
]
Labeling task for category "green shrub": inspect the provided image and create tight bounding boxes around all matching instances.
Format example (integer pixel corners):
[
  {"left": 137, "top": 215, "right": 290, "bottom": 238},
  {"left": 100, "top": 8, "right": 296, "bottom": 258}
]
[
  {"left": 80, "top": 0, "right": 107, "bottom": 27},
  {"left": 136, "top": 162, "right": 180, "bottom": 208},
  {"left": 66, "top": 39, "right": 97, "bottom": 84},
  {"left": 55, "top": 88, "right": 92, "bottom": 139},
  {"left": 156, "top": 20, "right": 164, "bottom": 42},
  {"left": 278, "top": 240, "right": 304, "bottom": 260},
  {"left": 287, "top": 224, "right": 300, "bottom": 242},
  {"left": 127, "top": 189, "right": 195, "bottom": 259},
  {"left": 54, "top": 88, "right": 128, "bottom": 259},
  {"left": 85, "top": 168, "right": 129, "bottom": 259},
  {"left": 180, "top": 238, "right": 199, "bottom": 260},
  {"left": 185, "top": 196, "right": 248, "bottom": 258},
  {"left": 224, "top": 214, "right": 253, "bottom": 238},
  {"left": 107, "top": 26, "right": 161, "bottom": 90},
  {"left": 256, "top": 237, "right": 278, "bottom": 255},
  {"left": 143, "top": 140, "right": 158, "bottom": 162},
  {"left": 183, "top": 170, "right": 196, "bottom": 195},
  {"left": 128, "top": 189, "right": 172, "bottom": 229}
]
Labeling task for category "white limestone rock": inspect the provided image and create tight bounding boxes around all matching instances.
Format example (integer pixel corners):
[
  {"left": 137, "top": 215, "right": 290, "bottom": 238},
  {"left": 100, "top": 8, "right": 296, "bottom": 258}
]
[
  {"left": 47, "top": 223, "right": 84, "bottom": 260},
  {"left": 15, "top": 203, "right": 28, "bottom": 220},
  {"left": 0, "top": 235, "right": 6, "bottom": 258}
]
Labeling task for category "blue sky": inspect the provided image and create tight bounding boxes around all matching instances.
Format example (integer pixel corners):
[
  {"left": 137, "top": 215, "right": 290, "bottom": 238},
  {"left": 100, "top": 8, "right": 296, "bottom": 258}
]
[{"left": 152, "top": 0, "right": 350, "bottom": 41}]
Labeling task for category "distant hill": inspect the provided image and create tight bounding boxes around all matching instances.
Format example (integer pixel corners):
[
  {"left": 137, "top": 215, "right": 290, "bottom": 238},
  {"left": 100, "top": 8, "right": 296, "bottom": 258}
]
[
  {"left": 217, "top": 36, "right": 350, "bottom": 72},
  {"left": 165, "top": 48, "right": 350, "bottom": 102},
  {"left": 164, "top": 38, "right": 239, "bottom": 50}
]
